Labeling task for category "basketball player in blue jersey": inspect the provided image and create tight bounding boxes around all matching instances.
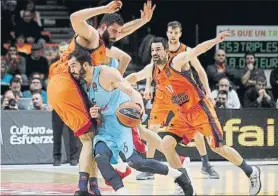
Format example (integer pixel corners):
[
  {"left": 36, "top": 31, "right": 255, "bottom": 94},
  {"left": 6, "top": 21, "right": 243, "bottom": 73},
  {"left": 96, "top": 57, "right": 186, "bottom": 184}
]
[{"left": 69, "top": 48, "right": 195, "bottom": 195}]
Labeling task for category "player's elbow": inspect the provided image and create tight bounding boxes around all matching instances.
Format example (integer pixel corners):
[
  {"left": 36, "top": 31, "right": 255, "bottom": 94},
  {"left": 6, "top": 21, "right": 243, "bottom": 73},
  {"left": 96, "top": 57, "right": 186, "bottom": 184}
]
[
  {"left": 119, "top": 52, "right": 132, "bottom": 64},
  {"left": 70, "top": 12, "right": 81, "bottom": 24},
  {"left": 122, "top": 54, "right": 132, "bottom": 65},
  {"left": 70, "top": 13, "right": 77, "bottom": 22},
  {"left": 126, "top": 74, "right": 138, "bottom": 84}
]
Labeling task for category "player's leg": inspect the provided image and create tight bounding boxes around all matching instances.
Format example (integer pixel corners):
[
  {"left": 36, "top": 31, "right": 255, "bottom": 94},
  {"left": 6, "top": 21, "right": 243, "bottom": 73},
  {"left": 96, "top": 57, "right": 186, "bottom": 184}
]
[
  {"left": 194, "top": 132, "right": 219, "bottom": 179},
  {"left": 122, "top": 132, "right": 194, "bottom": 196},
  {"left": 136, "top": 102, "right": 170, "bottom": 180},
  {"left": 137, "top": 124, "right": 163, "bottom": 152},
  {"left": 199, "top": 98, "right": 261, "bottom": 195},
  {"left": 48, "top": 75, "right": 99, "bottom": 196},
  {"left": 78, "top": 132, "right": 97, "bottom": 195},
  {"left": 94, "top": 141, "right": 128, "bottom": 194}
]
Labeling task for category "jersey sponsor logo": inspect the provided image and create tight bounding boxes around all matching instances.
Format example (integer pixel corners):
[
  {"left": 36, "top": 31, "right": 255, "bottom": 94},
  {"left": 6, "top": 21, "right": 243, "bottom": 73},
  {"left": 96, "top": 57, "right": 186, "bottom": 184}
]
[{"left": 171, "top": 93, "right": 189, "bottom": 106}]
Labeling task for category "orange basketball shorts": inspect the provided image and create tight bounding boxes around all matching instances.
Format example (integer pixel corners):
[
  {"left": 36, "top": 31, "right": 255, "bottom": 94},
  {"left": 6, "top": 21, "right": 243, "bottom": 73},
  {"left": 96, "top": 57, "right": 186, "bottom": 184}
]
[
  {"left": 166, "top": 98, "right": 224, "bottom": 148},
  {"left": 148, "top": 90, "right": 172, "bottom": 127},
  {"left": 47, "top": 73, "right": 96, "bottom": 137}
]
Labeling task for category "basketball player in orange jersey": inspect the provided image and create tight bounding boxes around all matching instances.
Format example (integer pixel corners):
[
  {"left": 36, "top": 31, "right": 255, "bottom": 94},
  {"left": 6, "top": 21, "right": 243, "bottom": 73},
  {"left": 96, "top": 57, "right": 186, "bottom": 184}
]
[
  {"left": 138, "top": 21, "right": 219, "bottom": 180},
  {"left": 47, "top": 1, "right": 156, "bottom": 195},
  {"left": 126, "top": 33, "right": 261, "bottom": 195}
]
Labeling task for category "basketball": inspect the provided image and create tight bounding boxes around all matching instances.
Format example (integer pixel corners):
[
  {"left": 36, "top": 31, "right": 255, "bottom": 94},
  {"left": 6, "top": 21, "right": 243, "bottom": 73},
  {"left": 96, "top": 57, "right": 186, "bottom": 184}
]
[{"left": 116, "top": 101, "right": 142, "bottom": 128}]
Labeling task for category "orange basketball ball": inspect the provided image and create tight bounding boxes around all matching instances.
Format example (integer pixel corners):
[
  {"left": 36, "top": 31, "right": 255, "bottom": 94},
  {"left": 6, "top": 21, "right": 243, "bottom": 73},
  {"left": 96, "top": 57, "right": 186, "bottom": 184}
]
[{"left": 116, "top": 102, "right": 142, "bottom": 128}]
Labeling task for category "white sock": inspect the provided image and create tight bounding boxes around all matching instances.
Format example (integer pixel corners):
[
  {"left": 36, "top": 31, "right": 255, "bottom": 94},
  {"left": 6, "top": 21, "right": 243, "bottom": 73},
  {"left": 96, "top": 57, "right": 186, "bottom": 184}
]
[
  {"left": 115, "top": 187, "right": 128, "bottom": 194},
  {"left": 167, "top": 167, "right": 182, "bottom": 179}
]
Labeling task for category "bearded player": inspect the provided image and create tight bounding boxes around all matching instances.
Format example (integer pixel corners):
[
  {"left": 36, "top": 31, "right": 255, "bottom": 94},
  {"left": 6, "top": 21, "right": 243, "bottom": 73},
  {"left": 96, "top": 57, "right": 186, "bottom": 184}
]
[
  {"left": 137, "top": 21, "right": 219, "bottom": 180},
  {"left": 47, "top": 1, "right": 156, "bottom": 195},
  {"left": 66, "top": 47, "right": 195, "bottom": 195},
  {"left": 126, "top": 32, "right": 261, "bottom": 195}
]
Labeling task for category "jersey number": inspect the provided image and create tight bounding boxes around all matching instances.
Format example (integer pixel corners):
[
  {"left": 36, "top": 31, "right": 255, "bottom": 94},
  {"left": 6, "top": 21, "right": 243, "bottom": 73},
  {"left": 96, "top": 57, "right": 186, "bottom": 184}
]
[
  {"left": 123, "top": 142, "right": 128, "bottom": 153},
  {"left": 165, "top": 84, "right": 174, "bottom": 93}
]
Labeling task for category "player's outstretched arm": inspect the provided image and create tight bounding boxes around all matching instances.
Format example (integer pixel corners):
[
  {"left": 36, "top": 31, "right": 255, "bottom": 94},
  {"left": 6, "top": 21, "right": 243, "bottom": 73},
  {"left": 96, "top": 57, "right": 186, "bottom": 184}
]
[
  {"left": 116, "top": 1, "right": 156, "bottom": 41},
  {"left": 70, "top": 1, "right": 122, "bottom": 42},
  {"left": 125, "top": 63, "right": 153, "bottom": 84},
  {"left": 102, "top": 66, "right": 145, "bottom": 112},
  {"left": 172, "top": 31, "right": 230, "bottom": 69},
  {"left": 106, "top": 46, "right": 131, "bottom": 75}
]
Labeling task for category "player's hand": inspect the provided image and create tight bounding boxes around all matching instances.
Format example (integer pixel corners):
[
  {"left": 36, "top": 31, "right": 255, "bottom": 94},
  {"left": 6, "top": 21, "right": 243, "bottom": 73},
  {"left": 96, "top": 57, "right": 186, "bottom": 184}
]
[
  {"left": 90, "top": 105, "right": 100, "bottom": 118},
  {"left": 215, "top": 31, "right": 231, "bottom": 43},
  {"left": 143, "top": 88, "right": 153, "bottom": 100},
  {"left": 136, "top": 102, "right": 145, "bottom": 121},
  {"left": 105, "top": 0, "right": 122, "bottom": 14},
  {"left": 140, "top": 0, "right": 156, "bottom": 23},
  {"left": 140, "top": 107, "right": 146, "bottom": 122}
]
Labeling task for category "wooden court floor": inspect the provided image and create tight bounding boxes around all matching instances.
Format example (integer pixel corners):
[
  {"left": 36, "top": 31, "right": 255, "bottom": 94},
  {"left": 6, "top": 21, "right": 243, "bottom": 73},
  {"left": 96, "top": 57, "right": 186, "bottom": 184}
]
[{"left": 1, "top": 161, "right": 278, "bottom": 195}]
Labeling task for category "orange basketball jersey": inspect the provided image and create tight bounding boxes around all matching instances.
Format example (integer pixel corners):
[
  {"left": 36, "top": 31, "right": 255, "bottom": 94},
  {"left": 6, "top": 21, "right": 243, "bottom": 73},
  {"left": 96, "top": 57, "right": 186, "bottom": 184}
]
[
  {"left": 168, "top": 43, "right": 187, "bottom": 58},
  {"left": 152, "top": 43, "right": 187, "bottom": 84},
  {"left": 153, "top": 58, "right": 206, "bottom": 112},
  {"left": 49, "top": 37, "right": 106, "bottom": 79}
]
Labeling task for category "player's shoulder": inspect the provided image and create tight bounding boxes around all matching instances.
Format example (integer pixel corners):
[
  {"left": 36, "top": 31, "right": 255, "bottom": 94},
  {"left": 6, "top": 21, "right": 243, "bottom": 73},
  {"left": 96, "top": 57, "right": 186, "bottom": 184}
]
[
  {"left": 101, "top": 65, "right": 121, "bottom": 77},
  {"left": 145, "top": 63, "right": 154, "bottom": 70}
]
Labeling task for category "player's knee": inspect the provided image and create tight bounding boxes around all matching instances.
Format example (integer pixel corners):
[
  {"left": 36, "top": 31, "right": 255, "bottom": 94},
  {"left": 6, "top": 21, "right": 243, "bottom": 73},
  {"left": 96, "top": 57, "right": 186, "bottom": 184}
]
[
  {"left": 79, "top": 132, "right": 93, "bottom": 144},
  {"left": 95, "top": 152, "right": 110, "bottom": 166},
  {"left": 161, "top": 135, "right": 177, "bottom": 152},
  {"left": 126, "top": 153, "right": 144, "bottom": 170},
  {"left": 211, "top": 145, "right": 225, "bottom": 154},
  {"left": 94, "top": 143, "right": 111, "bottom": 165},
  {"left": 194, "top": 132, "right": 204, "bottom": 141}
]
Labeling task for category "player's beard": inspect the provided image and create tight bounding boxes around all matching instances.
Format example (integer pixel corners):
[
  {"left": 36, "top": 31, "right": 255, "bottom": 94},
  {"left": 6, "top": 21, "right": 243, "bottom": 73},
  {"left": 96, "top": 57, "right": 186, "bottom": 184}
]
[
  {"left": 71, "top": 67, "right": 86, "bottom": 81},
  {"left": 102, "top": 29, "right": 116, "bottom": 49},
  {"left": 153, "top": 55, "right": 167, "bottom": 65}
]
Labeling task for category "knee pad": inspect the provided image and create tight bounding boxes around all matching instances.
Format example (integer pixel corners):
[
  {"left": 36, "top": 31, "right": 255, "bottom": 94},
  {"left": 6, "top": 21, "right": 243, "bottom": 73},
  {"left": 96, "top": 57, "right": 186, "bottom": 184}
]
[
  {"left": 94, "top": 142, "right": 112, "bottom": 164},
  {"left": 127, "top": 153, "right": 143, "bottom": 170}
]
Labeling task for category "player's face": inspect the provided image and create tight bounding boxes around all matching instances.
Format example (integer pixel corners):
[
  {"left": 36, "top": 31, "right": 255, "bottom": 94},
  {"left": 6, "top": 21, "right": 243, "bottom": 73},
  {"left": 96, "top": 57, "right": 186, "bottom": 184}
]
[
  {"left": 101, "top": 23, "right": 122, "bottom": 49},
  {"left": 151, "top": 43, "right": 167, "bottom": 65},
  {"left": 68, "top": 57, "right": 86, "bottom": 80},
  {"left": 59, "top": 45, "right": 68, "bottom": 57},
  {"left": 167, "top": 26, "right": 182, "bottom": 44}
]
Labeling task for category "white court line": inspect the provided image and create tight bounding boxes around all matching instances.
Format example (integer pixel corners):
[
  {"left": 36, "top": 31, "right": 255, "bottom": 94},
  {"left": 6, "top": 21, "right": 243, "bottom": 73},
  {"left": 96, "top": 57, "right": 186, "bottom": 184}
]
[{"left": 1, "top": 160, "right": 278, "bottom": 170}]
